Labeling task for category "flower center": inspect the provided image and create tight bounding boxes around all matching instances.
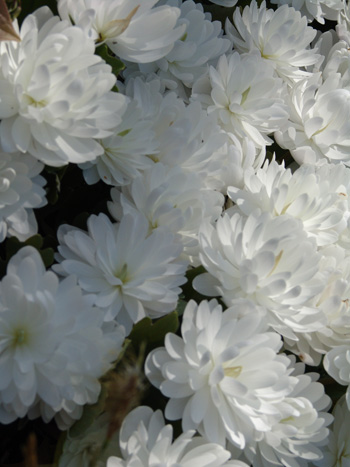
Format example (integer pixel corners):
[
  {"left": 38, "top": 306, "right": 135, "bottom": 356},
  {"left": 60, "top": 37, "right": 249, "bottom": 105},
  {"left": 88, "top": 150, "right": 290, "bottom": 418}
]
[
  {"left": 115, "top": 263, "right": 130, "bottom": 283},
  {"left": 224, "top": 365, "right": 242, "bottom": 378},
  {"left": 12, "top": 327, "right": 29, "bottom": 347},
  {"left": 24, "top": 95, "right": 47, "bottom": 108},
  {"left": 240, "top": 87, "right": 250, "bottom": 106}
]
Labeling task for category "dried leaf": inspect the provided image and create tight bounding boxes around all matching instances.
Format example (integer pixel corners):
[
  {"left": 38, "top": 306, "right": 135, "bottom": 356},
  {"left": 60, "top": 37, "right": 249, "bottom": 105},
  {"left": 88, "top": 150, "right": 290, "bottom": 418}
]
[
  {"left": 99, "top": 5, "right": 139, "bottom": 42},
  {"left": 0, "top": 0, "right": 20, "bottom": 41}
]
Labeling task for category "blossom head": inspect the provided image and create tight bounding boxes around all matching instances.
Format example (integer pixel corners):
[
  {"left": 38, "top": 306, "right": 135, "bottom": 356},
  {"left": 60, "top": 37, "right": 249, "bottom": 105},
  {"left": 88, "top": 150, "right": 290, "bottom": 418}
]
[
  {"left": 0, "top": 246, "right": 125, "bottom": 428},
  {"left": 226, "top": 1, "right": 320, "bottom": 83},
  {"left": 0, "top": 7, "right": 128, "bottom": 166},
  {"left": 146, "top": 299, "right": 330, "bottom": 462}
]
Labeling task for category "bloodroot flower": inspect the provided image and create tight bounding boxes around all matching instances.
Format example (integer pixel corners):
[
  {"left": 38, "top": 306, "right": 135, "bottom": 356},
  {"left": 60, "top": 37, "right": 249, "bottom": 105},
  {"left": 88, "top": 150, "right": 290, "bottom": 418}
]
[
  {"left": 0, "top": 246, "right": 125, "bottom": 429},
  {"left": 0, "top": 7, "right": 128, "bottom": 166},
  {"left": 107, "top": 405, "right": 248, "bottom": 467},
  {"left": 54, "top": 212, "right": 188, "bottom": 333},
  {"left": 145, "top": 299, "right": 331, "bottom": 466}
]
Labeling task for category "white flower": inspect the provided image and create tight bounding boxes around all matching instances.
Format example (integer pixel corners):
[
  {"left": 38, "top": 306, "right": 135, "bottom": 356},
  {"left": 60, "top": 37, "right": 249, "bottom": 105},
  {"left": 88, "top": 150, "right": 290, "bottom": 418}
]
[
  {"left": 193, "top": 210, "right": 327, "bottom": 339},
  {"left": 149, "top": 96, "right": 226, "bottom": 187},
  {"left": 80, "top": 90, "right": 157, "bottom": 187},
  {"left": 88, "top": 77, "right": 226, "bottom": 189},
  {"left": 278, "top": 243, "right": 350, "bottom": 367},
  {"left": 314, "top": 395, "right": 350, "bottom": 467},
  {"left": 316, "top": 38, "right": 350, "bottom": 88},
  {"left": 212, "top": 133, "right": 266, "bottom": 194},
  {"left": 0, "top": 152, "right": 46, "bottom": 242},
  {"left": 57, "top": 0, "right": 185, "bottom": 63},
  {"left": 54, "top": 212, "right": 187, "bottom": 334},
  {"left": 145, "top": 299, "right": 330, "bottom": 462},
  {"left": 131, "top": 0, "right": 230, "bottom": 94},
  {"left": 191, "top": 52, "right": 289, "bottom": 148},
  {"left": 225, "top": 1, "right": 320, "bottom": 83},
  {"left": 270, "top": 0, "right": 343, "bottom": 24},
  {"left": 244, "top": 359, "right": 332, "bottom": 467},
  {"left": 107, "top": 405, "right": 245, "bottom": 467},
  {"left": 108, "top": 163, "right": 224, "bottom": 265},
  {"left": 208, "top": 0, "right": 238, "bottom": 6},
  {"left": 119, "top": 77, "right": 226, "bottom": 188},
  {"left": 59, "top": 413, "right": 120, "bottom": 467},
  {"left": 228, "top": 159, "right": 349, "bottom": 247},
  {"left": 338, "top": 1, "right": 350, "bottom": 44},
  {"left": 324, "top": 345, "right": 350, "bottom": 410},
  {"left": 275, "top": 72, "right": 350, "bottom": 166},
  {"left": 0, "top": 246, "right": 125, "bottom": 429},
  {"left": 0, "top": 7, "right": 128, "bottom": 167}
]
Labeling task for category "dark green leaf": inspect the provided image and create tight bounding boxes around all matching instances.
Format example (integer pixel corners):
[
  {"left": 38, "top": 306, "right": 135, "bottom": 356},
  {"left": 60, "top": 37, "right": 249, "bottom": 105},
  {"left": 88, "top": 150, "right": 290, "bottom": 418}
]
[
  {"left": 40, "top": 248, "right": 55, "bottom": 267},
  {"left": 129, "top": 311, "right": 179, "bottom": 349},
  {"left": 4, "top": 235, "right": 54, "bottom": 267},
  {"left": 96, "top": 44, "right": 125, "bottom": 78},
  {"left": 18, "top": 0, "right": 58, "bottom": 25}
]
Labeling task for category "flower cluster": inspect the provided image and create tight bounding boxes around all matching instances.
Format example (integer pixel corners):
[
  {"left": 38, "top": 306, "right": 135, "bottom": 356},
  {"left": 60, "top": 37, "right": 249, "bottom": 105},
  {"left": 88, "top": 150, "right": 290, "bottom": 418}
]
[{"left": 0, "top": 0, "right": 350, "bottom": 465}]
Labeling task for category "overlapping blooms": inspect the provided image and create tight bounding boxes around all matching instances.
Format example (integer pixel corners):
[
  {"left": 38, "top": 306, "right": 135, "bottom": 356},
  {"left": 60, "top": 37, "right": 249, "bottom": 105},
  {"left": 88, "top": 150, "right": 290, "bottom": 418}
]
[
  {"left": 107, "top": 405, "right": 247, "bottom": 466},
  {"left": 314, "top": 395, "right": 350, "bottom": 467},
  {"left": 80, "top": 90, "right": 157, "bottom": 187},
  {"left": 145, "top": 300, "right": 331, "bottom": 465},
  {"left": 270, "top": 0, "right": 343, "bottom": 24},
  {"left": 108, "top": 163, "right": 224, "bottom": 265},
  {"left": 0, "top": 7, "right": 128, "bottom": 167},
  {"left": 228, "top": 159, "right": 349, "bottom": 247},
  {"left": 225, "top": 1, "right": 321, "bottom": 83},
  {"left": 57, "top": 0, "right": 185, "bottom": 63},
  {"left": 193, "top": 210, "right": 327, "bottom": 339},
  {"left": 0, "top": 246, "right": 125, "bottom": 429},
  {"left": 128, "top": 0, "right": 230, "bottom": 98},
  {"left": 275, "top": 72, "right": 350, "bottom": 166},
  {"left": 281, "top": 245, "right": 350, "bottom": 365},
  {"left": 192, "top": 52, "right": 289, "bottom": 148},
  {"left": 324, "top": 344, "right": 350, "bottom": 410},
  {"left": 54, "top": 212, "right": 187, "bottom": 333},
  {"left": 243, "top": 359, "right": 332, "bottom": 467},
  {"left": 0, "top": 152, "right": 46, "bottom": 242},
  {"left": 83, "top": 77, "right": 226, "bottom": 189},
  {"left": 1, "top": 0, "right": 349, "bottom": 465}
]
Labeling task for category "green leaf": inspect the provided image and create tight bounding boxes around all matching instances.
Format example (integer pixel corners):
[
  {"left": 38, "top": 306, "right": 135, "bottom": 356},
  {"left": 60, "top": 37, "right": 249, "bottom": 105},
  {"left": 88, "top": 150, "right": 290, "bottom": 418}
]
[
  {"left": 180, "top": 265, "right": 212, "bottom": 303},
  {"left": 24, "top": 234, "right": 43, "bottom": 249},
  {"left": 5, "top": 0, "right": 21, "bottom": 21},
  {"left": 129, "top": 311, "right": 179, "bottom": 349},
  {"left": 4, "top": 235, "right": 54, "bottom": 267},
  {"left": 72, "top": 212, "right": 90, "bottom": 231},
  {"left": 40, "top": 248, "right": 55, "bottom": 267},
  {"left": 96, "top": 44, "right": 125, "bottom": 79},
  {"left": 175, "top": 298, "right": 187, "bottom": 317},
  {"left": 5, "top": 235, "right": 23, "bottom": 259},
  {"left": 18, "top": 0, "right": 58, "bottom": 25}
]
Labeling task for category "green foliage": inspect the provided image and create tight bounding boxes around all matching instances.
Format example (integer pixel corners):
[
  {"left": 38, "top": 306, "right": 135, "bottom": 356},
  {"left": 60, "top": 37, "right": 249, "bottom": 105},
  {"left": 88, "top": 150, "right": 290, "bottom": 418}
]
[
  {"left": 6, "top": 0, "right": 21, "bottom": 20},
  {"left": 129, "top": 311, "right": 179, "bottom": 351},
  {"left": 175, "top": 298, "right": 188, "bottom": 317},
  {"left": 18, "top": 0, "right": 58, "bottom": 24},
  {"left": 181, "top": 265, "right": 216, "bottom": 304},
  {"left": 0, "top": 234, "right": 54, "bottom": 278},
  {"left": 44, "top": 165, "right": 69, "bottom": 205},
  {"left": 96, "top": 44, "right": 125, "bottom": 82}
]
